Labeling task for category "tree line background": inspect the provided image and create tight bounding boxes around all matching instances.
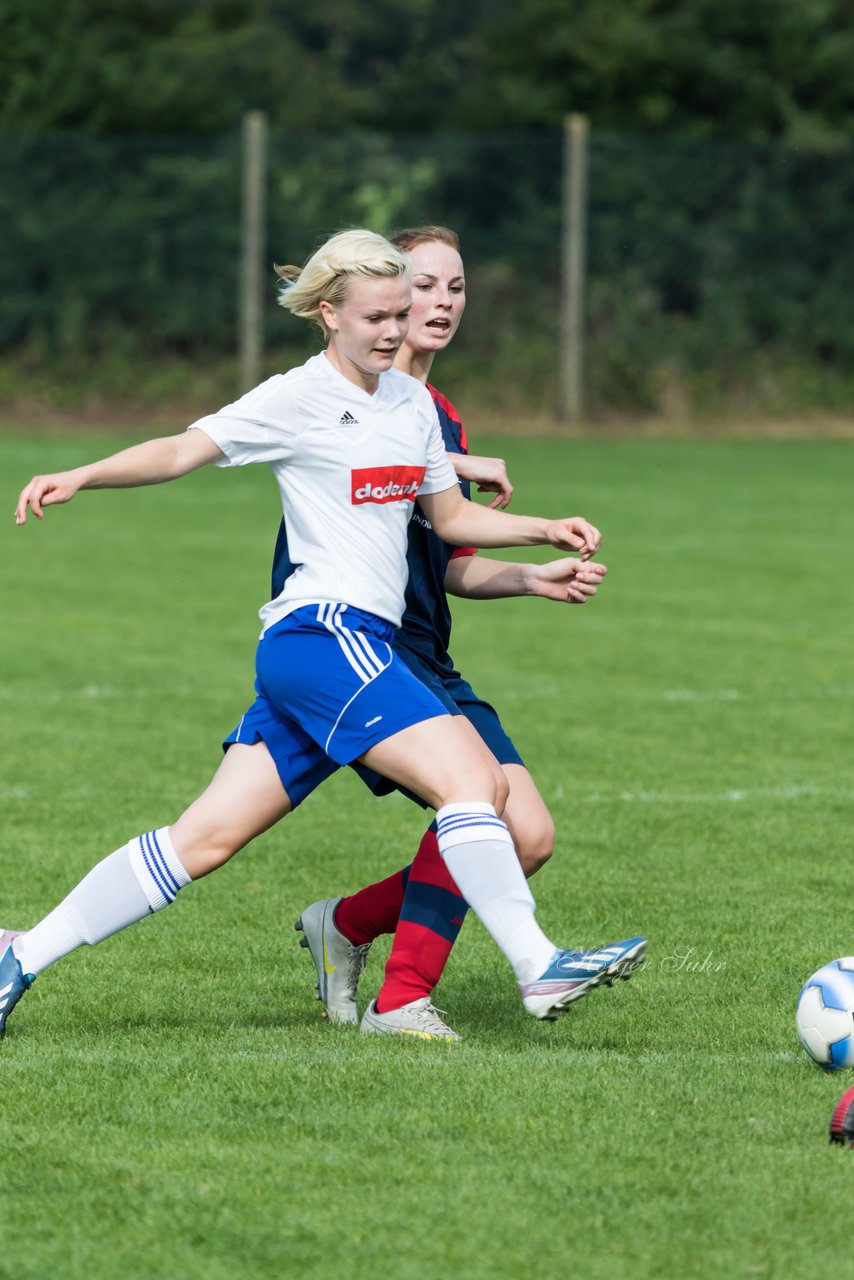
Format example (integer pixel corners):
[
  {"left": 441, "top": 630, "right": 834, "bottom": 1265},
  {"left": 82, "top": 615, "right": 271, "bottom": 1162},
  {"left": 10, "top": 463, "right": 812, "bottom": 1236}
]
[{"left": 2, "top": 0, "right": 853, "bottom": 422}]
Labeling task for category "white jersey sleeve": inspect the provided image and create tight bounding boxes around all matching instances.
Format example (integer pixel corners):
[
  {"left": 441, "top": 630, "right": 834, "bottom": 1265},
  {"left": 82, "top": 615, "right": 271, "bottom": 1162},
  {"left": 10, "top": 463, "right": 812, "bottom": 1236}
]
[
  {"left": 187, "top": 376, "right": 300, "bottom": 467},
  {"left": 415, "top": 388, "right": 458, "bottom": 496}
]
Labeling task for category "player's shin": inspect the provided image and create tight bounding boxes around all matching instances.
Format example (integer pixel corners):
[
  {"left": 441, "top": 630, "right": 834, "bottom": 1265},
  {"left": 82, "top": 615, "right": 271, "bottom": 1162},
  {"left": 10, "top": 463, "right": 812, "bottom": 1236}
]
[
  {"left": 11, "top": 828, "right": 191, "bottom": 977},
  {"left": 375, "top": 823, "right": 468, "bottom": 1012},
  {"left": 435, "top": 803, "right": 555, "bottom": 984},
  {"left": 335, "top": 864, "right": 409, "bottom": 945}
]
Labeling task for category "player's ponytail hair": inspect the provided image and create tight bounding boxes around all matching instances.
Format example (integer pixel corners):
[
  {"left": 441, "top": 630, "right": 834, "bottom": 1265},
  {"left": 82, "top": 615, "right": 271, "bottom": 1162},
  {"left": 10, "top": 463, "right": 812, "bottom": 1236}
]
[{"left": 275, "top": 229, "right": 410, "bottom": 335}]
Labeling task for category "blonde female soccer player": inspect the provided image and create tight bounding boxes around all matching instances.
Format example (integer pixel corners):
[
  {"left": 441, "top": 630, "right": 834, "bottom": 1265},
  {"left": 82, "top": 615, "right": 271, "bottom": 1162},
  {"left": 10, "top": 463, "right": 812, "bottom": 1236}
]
[
  {"left": 290, "top": 227, "right": 635, "bottom": 1038},
  {"left": 3, "top": 229, "right": 645, "bottom": 1038}
]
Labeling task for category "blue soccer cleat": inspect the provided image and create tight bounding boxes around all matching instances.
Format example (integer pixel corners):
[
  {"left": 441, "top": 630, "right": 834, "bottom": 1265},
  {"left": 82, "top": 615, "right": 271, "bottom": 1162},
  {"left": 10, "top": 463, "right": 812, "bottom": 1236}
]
[
  {"left": 520, "top": 936, "right": 647, "bottom": 1020},
  {"left": 0, "top": 943, "right": 34, "bottom": 1037}
]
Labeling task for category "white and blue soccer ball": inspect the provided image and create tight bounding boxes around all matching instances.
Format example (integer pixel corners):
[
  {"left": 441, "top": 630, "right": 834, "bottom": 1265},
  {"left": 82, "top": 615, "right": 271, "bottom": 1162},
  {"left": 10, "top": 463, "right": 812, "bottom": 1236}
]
[{"left": 796, "top": 958, "right": 854, "bottom": 1069}]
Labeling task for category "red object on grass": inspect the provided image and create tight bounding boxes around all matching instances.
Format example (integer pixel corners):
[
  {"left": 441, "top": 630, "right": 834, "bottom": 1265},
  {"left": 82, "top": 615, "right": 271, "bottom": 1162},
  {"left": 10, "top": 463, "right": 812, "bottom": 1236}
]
[{"left": 829, "top": 1085, "right": 854, "bottom": 1145}]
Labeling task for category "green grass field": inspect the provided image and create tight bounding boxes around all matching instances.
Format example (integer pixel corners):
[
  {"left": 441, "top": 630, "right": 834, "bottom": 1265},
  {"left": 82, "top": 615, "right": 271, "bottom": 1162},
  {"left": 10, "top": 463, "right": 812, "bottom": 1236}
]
[{"left": 1, "top": 431, "right": 853, "bottom": 1279}]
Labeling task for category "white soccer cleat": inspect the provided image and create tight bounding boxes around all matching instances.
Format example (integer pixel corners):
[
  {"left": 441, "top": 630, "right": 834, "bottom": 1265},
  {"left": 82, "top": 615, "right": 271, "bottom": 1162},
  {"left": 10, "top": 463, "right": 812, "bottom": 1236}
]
[
  {"left": 294, "top": 897, "right": 370, "bottom": 1025},
  {"left": 360, "top": 996, "right": 459, "bottom": 1040},
  {"left": 520, "top": 937, "right": 648, "bottom": 1020}
]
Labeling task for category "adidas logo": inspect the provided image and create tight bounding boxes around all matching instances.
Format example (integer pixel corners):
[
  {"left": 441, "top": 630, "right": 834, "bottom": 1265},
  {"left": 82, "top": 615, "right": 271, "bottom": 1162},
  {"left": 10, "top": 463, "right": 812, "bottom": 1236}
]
[{"left": 339, "top": 410, "right": 359, "bottom": 426}]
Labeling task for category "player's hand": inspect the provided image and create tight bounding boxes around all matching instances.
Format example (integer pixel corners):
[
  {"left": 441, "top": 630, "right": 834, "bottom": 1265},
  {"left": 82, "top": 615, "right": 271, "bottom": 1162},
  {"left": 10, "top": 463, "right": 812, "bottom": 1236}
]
[
  {"left": 15, "top": 473, "right": 82, "bottom": 524},
  {"left": 451, "top": 454, "right": 513, "bottom": 508},
  {"left": 544, "top": 516, "right": 601, "bottom": 558},
  {"left": 531, "top": 557, "right": 607, "bottom": 603}
]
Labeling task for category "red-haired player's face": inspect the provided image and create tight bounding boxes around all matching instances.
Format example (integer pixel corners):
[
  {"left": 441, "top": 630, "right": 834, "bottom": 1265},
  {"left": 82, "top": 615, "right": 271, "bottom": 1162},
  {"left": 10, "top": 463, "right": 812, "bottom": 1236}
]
[
  {"left": 405, "top": 241, "right": 466, "bottom": 356},
  {"left": 321, "top": 276, "right": 412, "bottom": 391}
]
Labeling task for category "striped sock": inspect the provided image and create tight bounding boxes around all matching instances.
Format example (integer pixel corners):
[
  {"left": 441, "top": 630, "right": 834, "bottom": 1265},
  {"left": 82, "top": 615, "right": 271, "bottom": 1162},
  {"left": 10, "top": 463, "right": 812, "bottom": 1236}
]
[
  {"left": 335, "top": 866, "right": 410, "bottom": 947},
  {"left": 435, "top": 803, "right": 555, "bottom": 984},
  {"left": 12, "top": 829, "right": 191, "bottom": 978},
  {"left": 128, "top": 828, "right": 192, "bottom": 911},
  {"left": 375, "top": 823, "right": 469, "bottom": 1013}
]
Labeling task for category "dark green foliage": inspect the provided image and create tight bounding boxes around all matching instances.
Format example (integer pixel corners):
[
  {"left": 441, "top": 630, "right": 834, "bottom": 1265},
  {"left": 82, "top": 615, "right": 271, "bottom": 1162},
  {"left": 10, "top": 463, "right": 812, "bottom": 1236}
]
[
  {"left": 0, "top": 130, "right": 241, "bottom": 354},
  {"left": 583, "top": 131, "right": 854, "bottom": 411},
  {"left": 2, "top": 0, "right": 853, "bottom": 414},
  {"left": 471, "top": 0, "right": 854, "bottom": 142},
  {"left": 0, "top": 0, "right": 490, "bottom": 135},
  {"left": 1, "top": 126, "right": 853, "bottom": 416},
  {"left": 2, "top": 0, "right": 853, "bottom": 141}
]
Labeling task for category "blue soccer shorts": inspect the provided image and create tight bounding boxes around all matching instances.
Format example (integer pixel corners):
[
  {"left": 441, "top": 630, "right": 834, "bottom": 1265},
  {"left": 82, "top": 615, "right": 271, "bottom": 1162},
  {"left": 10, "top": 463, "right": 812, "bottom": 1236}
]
[
  {"left": 223, "top": 604, "right": 450, "bottom": 807},
  {"left": 352, "top": 642, "right": 524, "bottom": 805}
]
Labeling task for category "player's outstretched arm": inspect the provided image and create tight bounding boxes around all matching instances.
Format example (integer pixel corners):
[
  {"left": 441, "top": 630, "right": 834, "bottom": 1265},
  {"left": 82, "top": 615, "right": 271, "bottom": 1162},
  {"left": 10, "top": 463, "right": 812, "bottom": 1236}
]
[
  {"left": 445, "top": 554, "right": 607, "bottom": 603},
  {"left": 15, "top": 430, "right": 225, "bottom": 524},
  {"left": 450, "top": 453, "right": 513, "bottom": 509},
  {"left": 418, "top": 483, "right": 601, "bottom": 558}
]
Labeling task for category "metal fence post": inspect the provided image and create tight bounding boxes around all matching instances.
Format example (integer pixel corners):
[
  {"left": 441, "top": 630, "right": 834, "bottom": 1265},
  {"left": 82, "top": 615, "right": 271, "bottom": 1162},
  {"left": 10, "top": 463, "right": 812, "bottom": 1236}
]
[
  {"left": 239, "top": 110, "right": 269, "bottom": 394},
  {"left": 559, "top": 113, "right": 589, "bottom": 423}
]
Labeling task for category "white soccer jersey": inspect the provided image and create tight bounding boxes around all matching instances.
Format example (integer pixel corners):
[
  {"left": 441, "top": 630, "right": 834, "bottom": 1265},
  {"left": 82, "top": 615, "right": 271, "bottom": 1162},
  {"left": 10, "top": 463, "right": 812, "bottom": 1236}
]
[{"left": 190, "top": 353, "right": 457, "bottom": 631}]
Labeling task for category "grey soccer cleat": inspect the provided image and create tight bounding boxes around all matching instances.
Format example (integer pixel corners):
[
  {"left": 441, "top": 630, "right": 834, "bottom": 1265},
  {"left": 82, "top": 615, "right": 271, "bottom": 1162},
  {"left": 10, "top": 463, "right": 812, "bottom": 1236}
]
[
  {"left": 360, "top": 996, "right": 459, "bottom": 1041},
  {"left": 294, "top": 897, "right": 371, "bottom": 1025}
]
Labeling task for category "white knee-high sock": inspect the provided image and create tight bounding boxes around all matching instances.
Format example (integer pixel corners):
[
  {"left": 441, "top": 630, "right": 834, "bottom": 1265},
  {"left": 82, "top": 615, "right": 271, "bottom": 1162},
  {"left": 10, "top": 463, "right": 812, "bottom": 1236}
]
[
  {"left": 435, "top": 803, "right": 556, "bottom": 983},
  {"left": 12, "top": 828, "right": 191, "bottom": 977}
]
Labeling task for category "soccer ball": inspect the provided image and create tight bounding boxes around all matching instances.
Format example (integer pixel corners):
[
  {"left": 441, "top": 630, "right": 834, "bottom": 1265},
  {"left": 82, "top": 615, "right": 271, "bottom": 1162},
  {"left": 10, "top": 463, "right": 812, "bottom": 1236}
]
[{"left": 796, "top": 958, "right": 854, "bottom": 1069}]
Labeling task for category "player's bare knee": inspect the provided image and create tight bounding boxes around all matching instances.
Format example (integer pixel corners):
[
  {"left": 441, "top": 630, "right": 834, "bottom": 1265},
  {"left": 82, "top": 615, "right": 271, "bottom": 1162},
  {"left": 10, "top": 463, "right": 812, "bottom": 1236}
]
[
  {"left": 518, "top": 841, "right": 554, "bottom": 877},
  {"left": 169, "top": 824, "right": 242, "bottom": 880},
  {"left": 477, "top": 761, "right": 508, "bottom": 811},
  {"left": 434, "top": 759, "right": 505, "bottom": 810},
  {"left": 516, "top": 814, "right": 556, "bottom": 876},
  {"left": 493, "top": 769, "right": 511, "bottom": 816}
]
